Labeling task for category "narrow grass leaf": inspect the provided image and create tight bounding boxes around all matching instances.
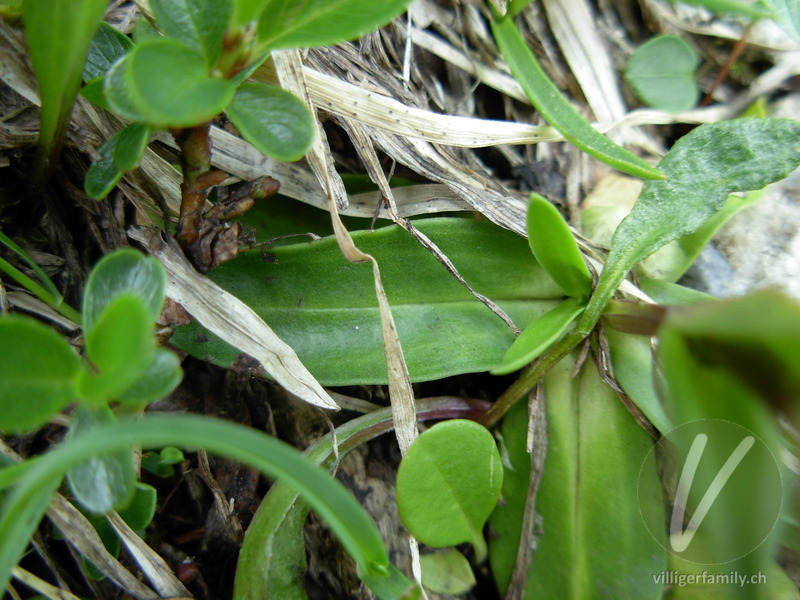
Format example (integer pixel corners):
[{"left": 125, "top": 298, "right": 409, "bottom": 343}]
[
  {"left": 625, "top": 35, "right": 699, "bottom": 113},
  {"left": 77, "top": 295, "right": 154, "bottom": 403},
  {"left": 671, "top": 0, "right": 773, "bottom": 18},
  {"left": 83, "top": 22, "right": 133, "bottom": 81},
  {"left": 0, "top": 414, "right": 397, "bottom": 594},
  {"left": 396, "top": 419, "right": 502, "bottom": 560},
  {"left": 526, "top": 193, "right": 591, "bottom": 298},
  {"left": 491, "top": 16, "right": 663, "bottom": 181},
  {"left": 255, "top": 0, "right": 412, "bottom": 51},
  {"left": 225, "top": 83, "right": 314, "bottom": 162},
  {"left": 492, "top": 297, "right": 584, "bottom": 375},
  {"left": 82, "top": 249, "right": 167, "bottom": 335},
  {"left": 0, "top": 316, "right": 80, "bottom": 432},
  {"left": 24, "top": 0, "right": 107, "bottom": 171},
  {"left": 150, "top": 0, "right": 232, "bottom": 68},
  {"left": 66, "top": 406, "right": 136, "bottom": 514}
]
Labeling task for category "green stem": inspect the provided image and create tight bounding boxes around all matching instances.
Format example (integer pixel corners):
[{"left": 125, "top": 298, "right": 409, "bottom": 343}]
[{"left": 0, "top": 256, "right": 81, "bottom": 324}]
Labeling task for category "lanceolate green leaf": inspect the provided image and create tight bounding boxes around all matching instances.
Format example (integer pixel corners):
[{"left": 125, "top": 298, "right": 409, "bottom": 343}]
[
  {"left": 489, "top": 356, "right": 666, "bottom": 598},
  {"left": 579, "top": 118, "right": 800, "bottom": 337},
  {"left": 491, "top": 16, "right": 664, "bottom": 181},
  {"left": 0, "top": 316, "right": 80, "bottom": 432},
  {"left": 171, "top": 219, "right": 566, "bottom": 384},
  {"left": 255, "top": 0, "right": 412, "bottom": 51},
  {"left": 105, "top": 39, "right": 236, "bottom": 127},
  {"left": 24, "top": 0, "right": 107, "bottom": 173},
  {"left": 0, "top": 414, "right": 398, "bottom": 595},
  {"left": 65, "top": 406, "right": 136, "bottom": 514},
  {"left": 526, "top": 193, "right": 591, "bottom": 298},
  {"left": 396, "top": 420, "right": 502, "bottom": 561},
  {"left": 150, "top": 0, "right": 232, "bottom": 68},
  {"left": 491, "top": 297, "right": 585, "bottom": 375},
  {"left": 225, "top": 83, "right": 315, "bottom": 162}
]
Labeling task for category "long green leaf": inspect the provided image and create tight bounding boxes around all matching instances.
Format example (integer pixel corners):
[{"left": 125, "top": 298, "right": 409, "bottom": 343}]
[
  {"left": 255, "top": 0, "right": 412, "bottom": 51},
  {"left": 171, "top": 218, "right": 566, "bottom": 384},
  {"left": 24, "top": 0, "right": 107, "bottom": 174},
  {"left": 0, "top": 414, "right": 397, "bottom": 594},
  {"left": 491, "top": 16, "right": 663, "bottom": 181},
  {"left": 579, "top": 118, "right": 800, "bottom": 338},
  {"left": 488, "top": 356, "right": 666, "bottom": 598}
]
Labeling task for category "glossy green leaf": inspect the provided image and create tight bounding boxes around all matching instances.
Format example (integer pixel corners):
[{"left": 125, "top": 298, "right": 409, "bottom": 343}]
[
  {"left": 625, "top": 35, "right": 699, "bottom": 113},
  {"left": 117, "top": 482, "right": 157, "bottom": 531},
  {"left": 526, "top": 193, "right": 592, "bottom": 298},
  {"left": 115, "top": 348, "right": 182, "bottom": 407},
  {"left": 65, "top": 406, "right": 136, "bottom": 514},
  {"left": 77, "top": 295, "right": 154, "bottom": 403},
  {"left": 82, "top": 249, "right": 167, "bottom": 335},
  {"left": 492, "top": 297, "right": 584, "bottom": 375},
  {"left": 396, "top": 419, "right": 502, "bottom": 560},
  {"left": 150, "top": 0, "right": 232, "bottom": 68},
  {"left": 491, "top": 16, "right": 664, "bottom": 181},
  {"left": 171, "top": 219, "right": 565, "bottom": 385},
  {"left": 489, "top": 356, "right": 666, "bottom": 598},
  {"left": 105, "top": 39, "right": 236, "bottom": 127},
  {"left": 24, "top": 0, "right": 107, "bottom": 171},
  {"left": 85, "top": 131, "right": 124, "bottom": 200},
  {"left": 0, "top": 316, "right": 80, "bottom": 432},
  {"left": 255, "top": 0, "right": 412, "bottom": 51},
  {"left": 766, "top": 0, "right": 800, "bottom": 41},
  {"left": 419, "top": 550, "right": 475, "bottom": 596},
  {"left": 113, "top": 122, "right": 152, "bottom": 172},
  {"left": 83, "top": 22, "right": 133, "bottom": 81},
  {"left": 579, "top": 118, "right": 800, "bottom": 338},
  {"left": 235, "top": 398, "right": 481, "bottom": 600},
  {"left": 225, "top": 83, "right": 314, "bottom": 162},
  {"left": 0, "top": 414, "right": 401, "bottom": 596}
]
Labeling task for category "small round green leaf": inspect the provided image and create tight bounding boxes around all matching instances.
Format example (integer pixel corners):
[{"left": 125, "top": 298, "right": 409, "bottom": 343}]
[
  {"left": 0, "top": 316, "right": 80, "bottom": 432},
  {"left": 150, "top": 0, "right": 231, "bottom": 68},
  {"left": 107, "top": 39, "right": 235, "bottom": 127},
  {"left": 82, "top": 249, "right": 167, "bottom": 335},
  {"left": 66, "top": 405, "right": 136, "bottom": 514},
  {"left": 116, "top": 347, "right": 182, "bottom": 407},
  {"left": 420, "top": 550, "right": 476, "bottom": 595},
  {"left": 625, "top": 35, "right": 699, "bottom": 113},
  {"left": 77, "top": 295, "right": 154, "bottom": 403},
  {"left": 396, "top": 419, "right": 502, "bottom": 559},
  {"left": 117, "top": 482, "right": 157, "bottom": 531},
  {"left": 225, "top": 82, "right": 314, "bottom": 162},
  {"left": 526, "top": 193, "right": 592, "bottom": 299},
  {"left": 492, "top": 297, "right": 585, "bottom": 375}
]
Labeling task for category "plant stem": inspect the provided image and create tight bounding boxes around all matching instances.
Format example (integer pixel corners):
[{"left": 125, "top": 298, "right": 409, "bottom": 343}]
[{"left": 174, "top": 122, "right": 213, "bottom": 248}]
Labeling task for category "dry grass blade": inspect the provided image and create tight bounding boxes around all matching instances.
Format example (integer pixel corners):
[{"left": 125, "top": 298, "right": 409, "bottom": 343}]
[
  {"left": 128, "top": 227, "right": 339, "bottom": 411},
  {"left": 12, "top": 566, "right": 83, "bottom": 600}
]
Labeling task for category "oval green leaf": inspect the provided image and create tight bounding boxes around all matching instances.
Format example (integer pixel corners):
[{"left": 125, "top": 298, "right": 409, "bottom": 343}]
[
  {"left": 625, "top": 35, "right": 699, "bottom": 113},
  {"left": 66, "top": 406, "right": 136, "bottom": 514},
  {"left": 85, "top": 129, "right": 124, "bottom": 200},
  {"left": 113, "top": 122, "right": 152, "bottom": 172},
  {"left": 0, "top": 316, "right": 80, "bottom": 432},
  {"left": 255, "top": 0, "right": 412, "bottom": 51},
  {"left": 491, "top": 16, "right": 664, "bottom": 181},
  {"left": 107, "top": 39, "right": 236, "bottom": 127},
  {"left": 419, "top": 550, "right": 476, "bottom": 596},
  {"left": 83, "top": 21, "right": 134, "bottom": 81},
  {"left": 150, "top": 0, "right": 232, "bottom": 68},
  {"left": 171, "top": 218, "right": 566, "bottom": 385},
  {"left": 225, "top": 82, "right": 314, "bottom": 162},
  {"left": 396, "top": 419, "right": 502, "bottom": 560},
  {"left": 117, "top": 482, "right": 157, "bottom": 531},
  {"left": 77, "top": 295, "right": 155, "bottom": 403},
  {"left": 82, "top": 249, "right": 167, "bottom": 335},
  {"left": 526, "top": 193, "right": 591, "bottom": 298},
  {"left": 115, "top": 347, "right": 182, "bottom": 407},
  {"left": 492, "top": 297, "right": 585, "bottom": 375}
]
